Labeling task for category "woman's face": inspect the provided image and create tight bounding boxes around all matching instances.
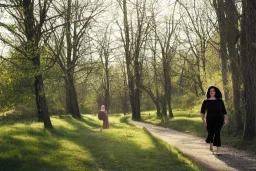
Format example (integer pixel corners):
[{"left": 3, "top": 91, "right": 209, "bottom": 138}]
[
  {"left": 101, "top": 105, "right": 105, "bottom": 110},
  {"left": 209, "top": 88, "right": 216, "bottom": 97}
]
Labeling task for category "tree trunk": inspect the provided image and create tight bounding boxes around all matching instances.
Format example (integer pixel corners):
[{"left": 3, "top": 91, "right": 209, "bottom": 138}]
[
  {"left": 162, "top": 56, "right": 168, "bottom": 117},
  {"left": 225, "top": 0, "right": 243, "bottom": 131},
  {"left": 122, "top": 0, "right": 137, "bottom": 120},
  {"left": 122, "top": 87, "right": 129, "bottom": 115},
  {"left": 104, "top": 63, "right": 110, "bottom": 112},
  {"left": 34, "top": 71, "right": 53, "bottom": 128},
  {"left": 134, "top": 54, "right": 141, "bottom": 120},
  {"left": 104, "top": 85, "right": 110, "bottom": 113},
  {"left": 162, "top": 51, "right": 173, "bottom": 117},
  {"left": 23, "top": 0, "right": 53, "bottom": 128},
  {"left": 161, "top": 95, "right": 167, "bottom": 117},
  {"left": 213, "top": 0, "right": 229, "bottom": 102},
  {"left": 34, "top": 77, "right": 43, "bottom": 122},
  {"left": 67, "top": 74, "right": 81, "bottom": 118},
  {"left": 64, "top": 0, "right": 81, "bottom": 118},
  {"left": 195, "top": 48, "right": 204, "bottom": 95},
  {"left": 167, "top": 54, "right": 173, "bottom": 118},
  {"left": 100, "top": 38, "right": 111, "bottom": 112},
  {"left": 155, "top": 80, "right": 162, "bottom": 118},
  {"left": 65, "top": 79, "right": 72, "bottom": 114},
  {"left": 154, "top": 55, "right": 162, "bottom": 118},
  {"left": 242, "top": 0, "right": 256, "bottom": 140}
]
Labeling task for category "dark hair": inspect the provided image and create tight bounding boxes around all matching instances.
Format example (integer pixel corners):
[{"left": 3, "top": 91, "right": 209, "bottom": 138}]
[{"left": 206, "top": 86, "right": 222, "bottom": 99}]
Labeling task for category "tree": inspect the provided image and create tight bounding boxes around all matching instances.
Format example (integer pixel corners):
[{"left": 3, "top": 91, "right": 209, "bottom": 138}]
[
  {"left": 212, "top": 0, "right": 229, "bottom": 102},
  {"left": 178, "top": 0, "right": 216, "bottom": 96},
  {"left": 148, "top": 0, "right": 179, "bottom": 117},
  {"left": 117, "top": 0, "right": 150, "bottom": 120},
  {"left": 0, "top": 55, "right": 35, "bottom": 114},
  {"left": 143, "top": 27, "right": 162, "bottom": 117},
  {"left": 241, "top": 0, "right": 256, "bottom": 140},
  {"left": 0, "top": 0, "right": 53, "bottom": 128},
  {"left": 224, "top": 0, "right": 243, "bottom": 131},
  {"left": 47, "top": 0, "right": 106, "bottom": 118},
  {"left": 95, "top": 25, "right": 114, "bottom": 112},
  {"left": 115, "top": 52, "right": 130, "bottom": 115}
]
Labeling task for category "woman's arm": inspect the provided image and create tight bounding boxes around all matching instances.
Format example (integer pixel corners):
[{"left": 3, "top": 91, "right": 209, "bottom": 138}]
[
  {"left": 200, "top": 100, "right": 207, "bottom": 126},
  {"left": 219, "top": 99, "right": 228, "bottom": 124},
  {"left": 224, "top": 115, "right": 228, "bottom": 124},
  {"left": 201, "top": 113, "right": 207, "bottom": 126}
]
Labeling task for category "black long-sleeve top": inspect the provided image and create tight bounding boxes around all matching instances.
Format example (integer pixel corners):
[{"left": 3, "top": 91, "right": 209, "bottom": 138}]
[{"left": 200, "top": 99, "right": 227, "bottom": 118}]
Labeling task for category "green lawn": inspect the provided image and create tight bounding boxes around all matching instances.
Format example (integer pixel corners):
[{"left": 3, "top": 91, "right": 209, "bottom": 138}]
[
  {"left": 141, "top": 109, "right": 256, "bottom": 154},
  {"left": 0, "top": 114, "right": 201, "bottom": 171}
]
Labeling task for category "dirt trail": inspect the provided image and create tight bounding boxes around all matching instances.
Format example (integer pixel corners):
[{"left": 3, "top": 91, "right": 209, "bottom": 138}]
[{"left": 130, "top": 121, "right": 256, "bottom": 171}]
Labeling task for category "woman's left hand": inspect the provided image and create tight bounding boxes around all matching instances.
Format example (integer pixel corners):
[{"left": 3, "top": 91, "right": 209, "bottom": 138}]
[{"left": 203, "top": 120, "right": 207, "bottom": 127}]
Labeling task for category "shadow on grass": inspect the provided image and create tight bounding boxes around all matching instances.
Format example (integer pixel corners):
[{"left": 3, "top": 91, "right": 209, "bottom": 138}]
[
  {"left": 58, "top": 115, "right": 199, "bottom": 171},
  {"left": 172, "top": 113, "right": 200, "bottom": 118},
  {"left": 143, "top": 117, "right": 207, "bottom": 138},
  {"left": 0, "top": 129, "right": 64, "bottom": 171},
  {"left": 52, "top": 116, "right": 169, "bottom": 170},
  {"left": 142, "top": 127, "right": 188, "bottom": 163},
  {"left": 0, "top": 112, "right": 36, "bottom": 122},
  {"left": 0, "top": 114, "right": 199, "bottom": 171},
  {"left": 79, "top": 117, "right": 100, "bottom": 128},
  {"left": 143, "top": 127, "right": 170, "bottom": 150},
  {"left": 140, "top": 111, "right": 200, "bottom": 118},
  {"left": 0, "top": 117, "right": 38, "bottom": 127},
  {"left": 119, "top": 115, "right": 135, "bottom": 126}
]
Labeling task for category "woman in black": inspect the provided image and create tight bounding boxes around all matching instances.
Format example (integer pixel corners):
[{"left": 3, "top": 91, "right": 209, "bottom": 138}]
[{"left": 200, "top": 86, "right": 228, "bottom": 156}]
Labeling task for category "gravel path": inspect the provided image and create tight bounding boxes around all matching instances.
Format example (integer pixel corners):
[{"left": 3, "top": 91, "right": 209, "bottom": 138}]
[{"left": 130, "top": 121, "right": 256, "bottom": 171}]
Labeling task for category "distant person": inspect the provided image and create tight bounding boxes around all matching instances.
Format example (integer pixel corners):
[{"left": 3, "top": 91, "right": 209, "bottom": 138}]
[
  {"left": 200, "top": 86, "right": 228, "bottom": 156},
  {"left": 98, "top": 105, "right": 110, "bottom": 129}
]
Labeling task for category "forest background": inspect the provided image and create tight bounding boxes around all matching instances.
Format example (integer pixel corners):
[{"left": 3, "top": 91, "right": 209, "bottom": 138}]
[{"left": 0, "top": 0, "right": 255, "bottom": 141}]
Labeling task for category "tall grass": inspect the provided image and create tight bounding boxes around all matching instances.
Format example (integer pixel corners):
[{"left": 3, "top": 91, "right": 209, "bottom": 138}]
[
  {"left": 141, "top": 109, "right": 256, "bottom": 154},
  {"left": 0, "top": 114, "right": 201, "bottom": 171}
]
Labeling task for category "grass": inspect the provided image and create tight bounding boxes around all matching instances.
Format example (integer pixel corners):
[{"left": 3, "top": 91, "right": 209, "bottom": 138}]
[
  {"left": 0, "top": 114, "right": 201, "bottom": 171},
  {"left": 141, "top": 109, "right": 256, "bottom": 154}
]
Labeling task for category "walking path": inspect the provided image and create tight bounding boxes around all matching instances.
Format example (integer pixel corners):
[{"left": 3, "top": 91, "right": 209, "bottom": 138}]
[{"left": 130, "top": 121, "right": 256, "bottom": 171}]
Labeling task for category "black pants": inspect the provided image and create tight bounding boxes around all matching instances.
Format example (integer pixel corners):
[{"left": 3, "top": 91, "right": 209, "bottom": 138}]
[{"left": 206, "top": 117, "right": 224, "bottom": 147}]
